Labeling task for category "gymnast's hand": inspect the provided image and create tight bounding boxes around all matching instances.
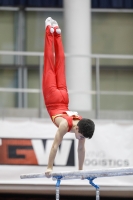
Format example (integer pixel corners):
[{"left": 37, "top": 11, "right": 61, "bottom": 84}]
[{"left": 45, "top": 168, "right": 52, "bottom": 178}]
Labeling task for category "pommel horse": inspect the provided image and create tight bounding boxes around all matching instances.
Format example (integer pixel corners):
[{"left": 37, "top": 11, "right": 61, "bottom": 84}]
[{"left": 20, "top": 167, "right": 133, "bottom": 200}]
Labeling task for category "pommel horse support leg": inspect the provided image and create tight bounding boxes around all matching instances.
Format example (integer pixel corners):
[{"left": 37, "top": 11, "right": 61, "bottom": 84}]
[{"left": 20, "top": 167, "right": 133, "bottom": 200}]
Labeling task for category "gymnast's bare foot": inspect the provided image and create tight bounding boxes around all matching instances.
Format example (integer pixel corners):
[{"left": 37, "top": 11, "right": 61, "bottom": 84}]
[{"left": 45, "top": 168, "right": 52, "bottom": 178}]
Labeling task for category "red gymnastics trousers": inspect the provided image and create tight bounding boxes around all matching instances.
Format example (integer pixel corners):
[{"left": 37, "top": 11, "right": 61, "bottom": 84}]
[{"left": 42, "top": 26, "right": 82, "bottom": 131}]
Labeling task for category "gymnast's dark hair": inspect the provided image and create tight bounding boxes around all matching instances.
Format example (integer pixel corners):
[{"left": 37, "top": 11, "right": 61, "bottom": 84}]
[{"left": 77, "top": 118, "right": 95, "bottom": 139}]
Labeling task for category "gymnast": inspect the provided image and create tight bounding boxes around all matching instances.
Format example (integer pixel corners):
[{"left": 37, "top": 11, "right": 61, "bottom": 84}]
[{"left": 42, "top": 17, "right": 95, "bottom": 177}]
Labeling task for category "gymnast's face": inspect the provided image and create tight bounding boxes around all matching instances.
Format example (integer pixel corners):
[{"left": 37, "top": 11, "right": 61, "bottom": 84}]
[{"left": 75, "top": 126, "right": 85, "bottom": 140}]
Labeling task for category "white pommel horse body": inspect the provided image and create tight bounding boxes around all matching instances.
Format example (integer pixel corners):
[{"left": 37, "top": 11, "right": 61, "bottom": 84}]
[{"left": 20, "top": 167, "right": 133, "bottom": 200}]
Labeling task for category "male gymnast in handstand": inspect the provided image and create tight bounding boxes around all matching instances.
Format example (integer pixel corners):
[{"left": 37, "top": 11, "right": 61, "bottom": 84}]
[{"left": 42, "top": 17, "right": 95, "bottom": 177}]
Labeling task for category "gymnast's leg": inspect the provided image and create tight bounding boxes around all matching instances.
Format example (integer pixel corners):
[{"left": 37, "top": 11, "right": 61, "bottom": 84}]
[
  {"left": 42, "top": 18, "right": 57, "bottom": 106},
  {"left": 53, "top": 20, "right": 69, "bottom": 105}
]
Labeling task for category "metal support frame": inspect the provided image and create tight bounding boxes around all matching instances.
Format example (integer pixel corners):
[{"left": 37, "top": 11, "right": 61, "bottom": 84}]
[
  {"left": 14, "top": 9, "right": 26, "bottom": 108},
  {"left": 39, "top": 56, "right": 44, "bottom": 118},
  {"left": 54, "top": 176, "right": 62, "bottom": 200},
  {"left": 23, "top": 66, "right": 28, "bottom": 108},
  {"left": 0, "top": 51, "right": 133, "bottom": 118},
  {"left": 87, "top": 177, "right": 100, "bottom": 200},
  {"left": 54, "top": 175, "right": 100, "bottom": 200},
  {"left": 1, "top": 7, "right": 133, "bottom": 13},
  {"left": 95, "top": 57, "right": 100, "bottom": 119}
]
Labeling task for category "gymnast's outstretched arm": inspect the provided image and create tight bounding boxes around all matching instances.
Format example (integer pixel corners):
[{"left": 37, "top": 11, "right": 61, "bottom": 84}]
[
  {"left": 78, "top": 139, "right": 85, "bottom": 170},
  {"left": 45, "top": 120, "right": 68, "bottom": 177}
]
